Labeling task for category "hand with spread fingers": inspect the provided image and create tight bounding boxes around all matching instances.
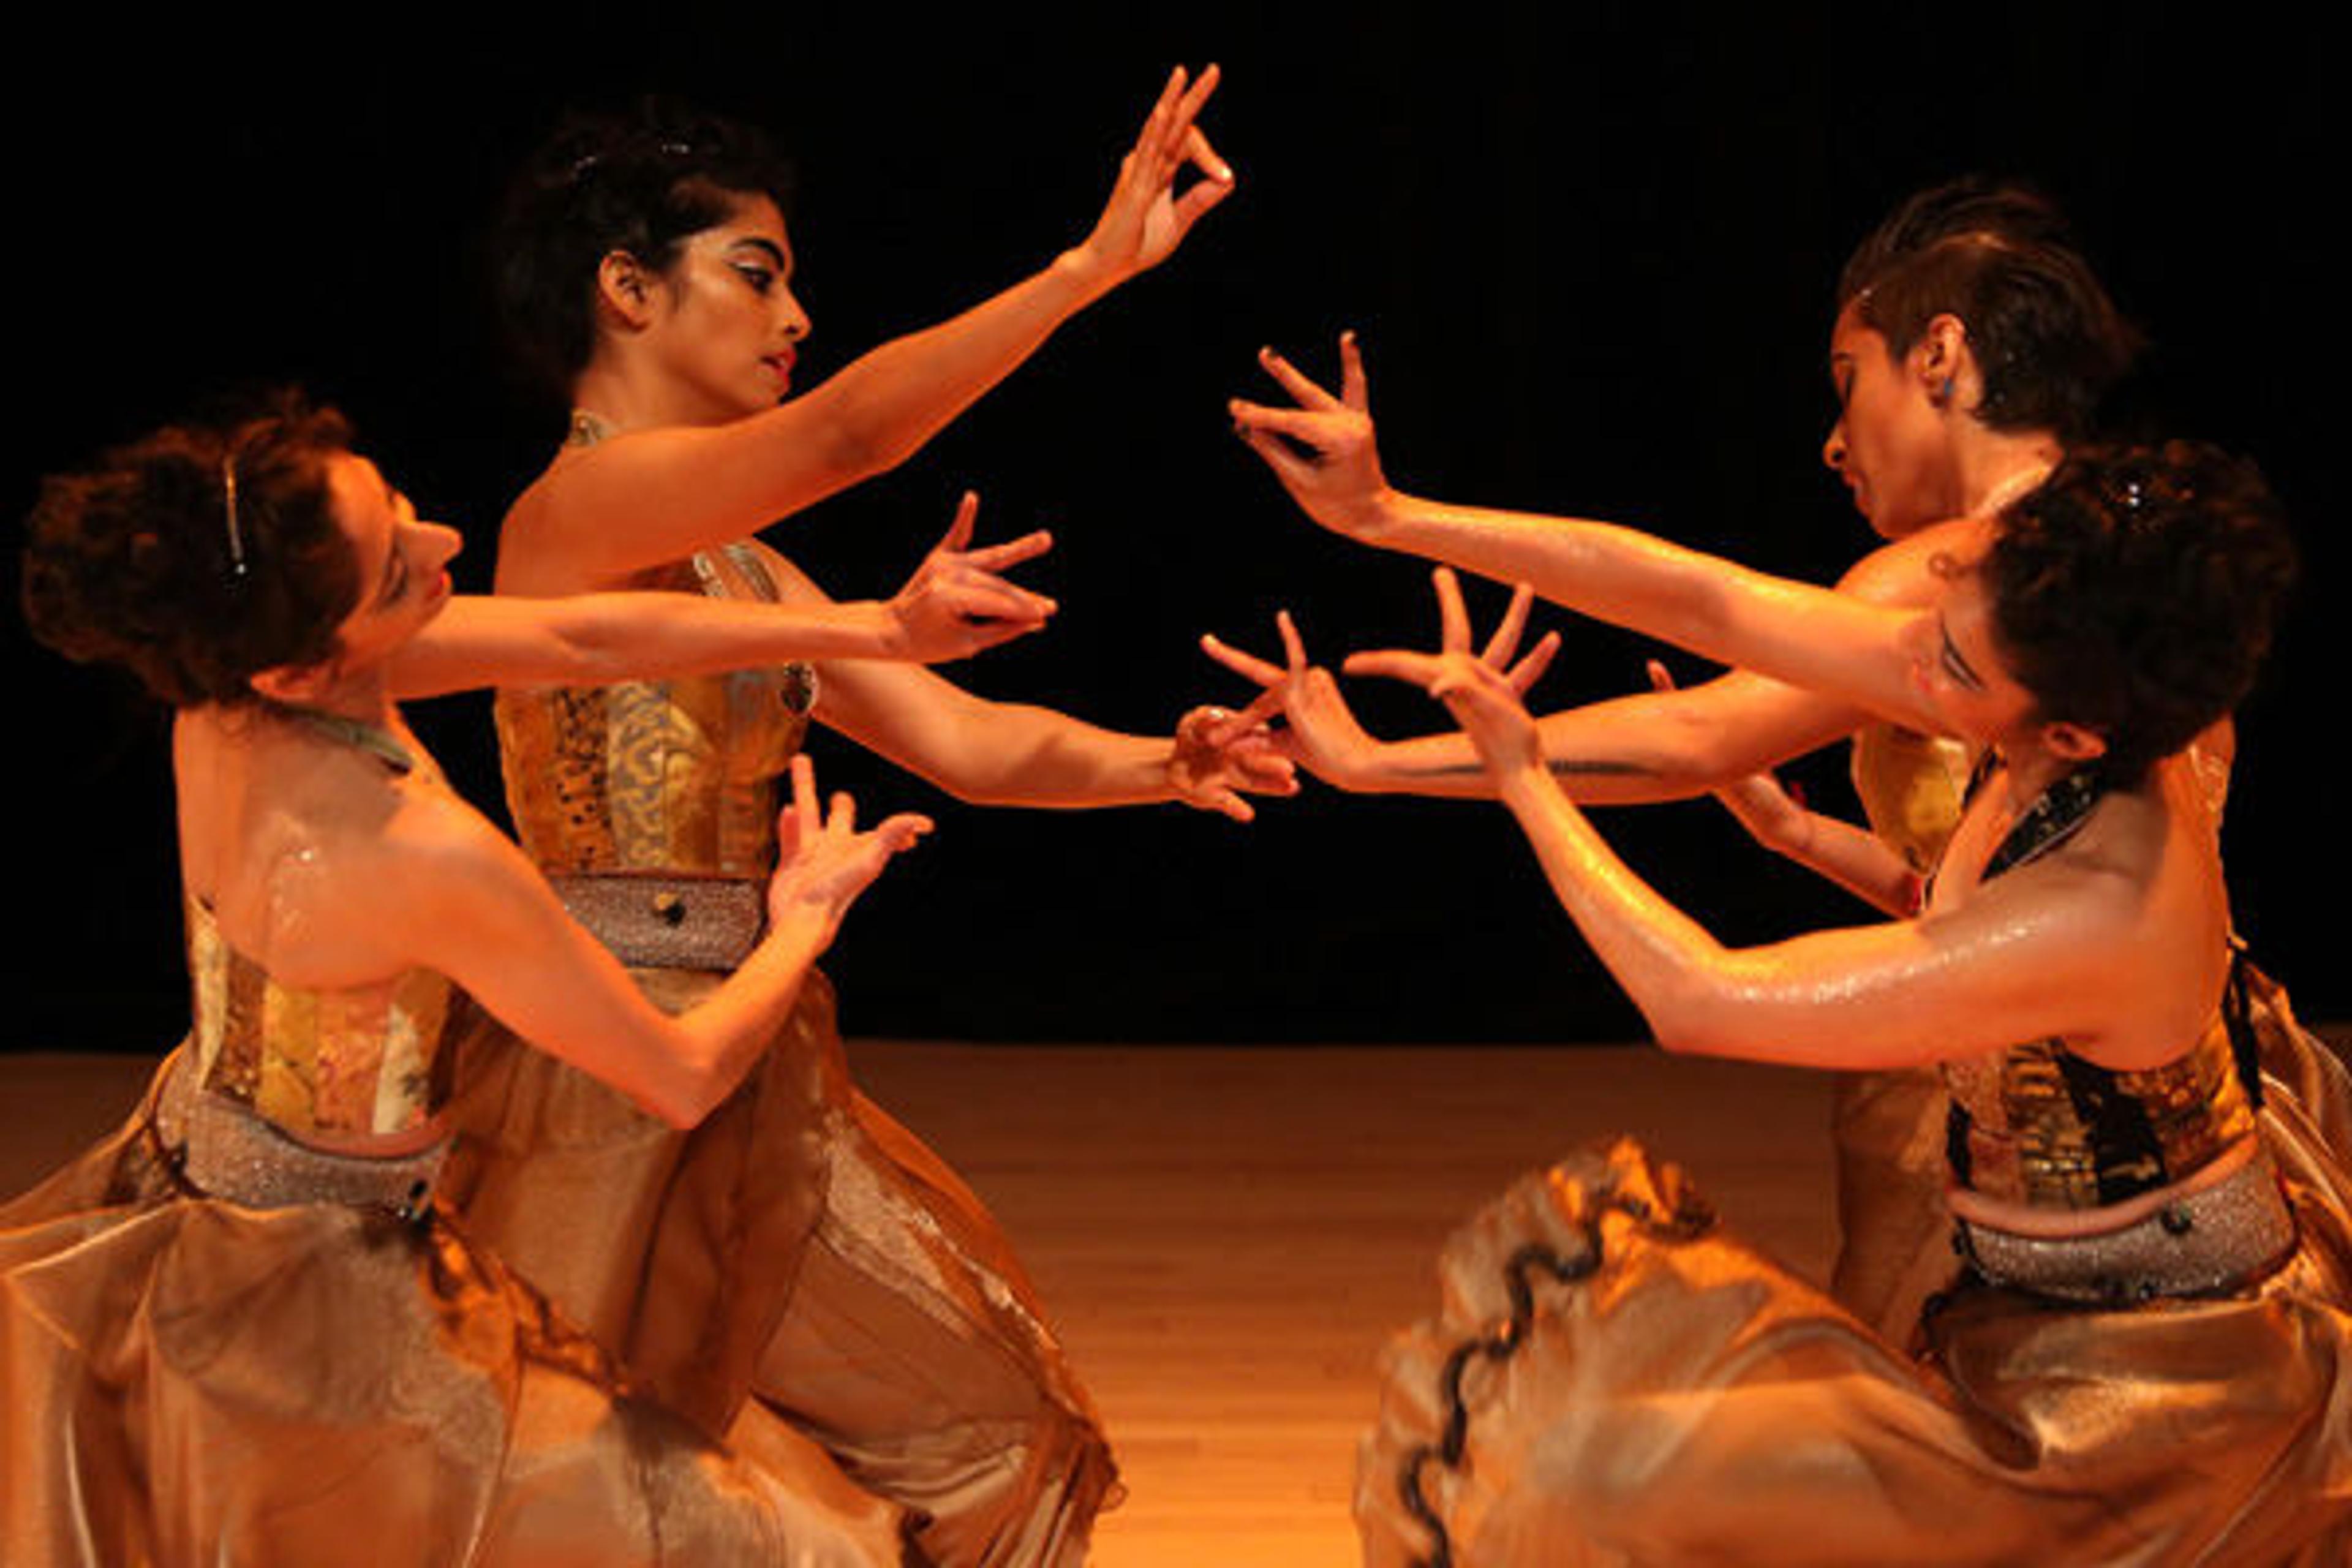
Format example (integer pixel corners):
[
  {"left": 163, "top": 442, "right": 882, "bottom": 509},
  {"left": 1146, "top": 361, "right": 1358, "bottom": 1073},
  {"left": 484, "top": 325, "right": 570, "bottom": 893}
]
[
  {"left": 1071, "top": 64, "right": 1236, "bottom": 290},
  {"left": 1164, "top": 696, "right": 1300, "bottom": 822},
  {"left": 1346, "top": 570, "right": 1561, "bottom": 776},
  {"left": 883, "top": 491, "right": 1060, "bottom": 663},
  {"left": 1228, "top": 330, "right": 1395, "bottom": 539},
  {"left": 1200, "top": 608, "right": 1404, "bottom": 792},
  {"left": 768, "top": 755, "right": 933, "bottom": 941}
]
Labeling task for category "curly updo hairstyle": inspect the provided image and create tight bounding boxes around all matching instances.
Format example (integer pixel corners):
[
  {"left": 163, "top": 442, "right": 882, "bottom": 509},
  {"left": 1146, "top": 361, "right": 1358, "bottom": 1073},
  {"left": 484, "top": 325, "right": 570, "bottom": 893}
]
[
  {"left": 1838, "top": 179, "right": 2142, "bottom": 442},
  {"left": 1985, "top": 440, "right": 2296, "bottom": 783},
  {"left": 21, "top": 394, "right": 362, "bottom": 708},
  {"left": 497, "top": 99, "right": 796, "bottom": 395}
]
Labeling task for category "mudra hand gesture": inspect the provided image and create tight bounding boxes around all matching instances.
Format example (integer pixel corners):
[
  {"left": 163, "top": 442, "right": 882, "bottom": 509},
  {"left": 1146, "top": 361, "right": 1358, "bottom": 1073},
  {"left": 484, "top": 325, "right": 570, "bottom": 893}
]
[
  {"left": 1199, "top": 609, "right": 1383, "bottom": 789},
  {"left": 1070, "top": 65, "right": 1235, "bottom": 288},
  {"left": 1165, "top": 699, "right": 1299, "bottom": 822},
  {"left": 1348, "top": 568, "right": 1559, "bottom": 775},
  {"left": 768, "top": 755, "right": 933, "bottom": 942},
  {"left": 883, "top": 492, "right": 1059, "bottom": 663},
  {"left": 1229, "top": 331, "right": 1394, "bottom": 539}
]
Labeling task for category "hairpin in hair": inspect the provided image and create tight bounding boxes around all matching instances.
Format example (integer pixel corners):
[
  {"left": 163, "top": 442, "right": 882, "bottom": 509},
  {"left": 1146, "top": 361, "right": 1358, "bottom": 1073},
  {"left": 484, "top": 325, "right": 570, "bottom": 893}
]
[{"left": 221, "top": 453, "right": 250, "bottom": 579}]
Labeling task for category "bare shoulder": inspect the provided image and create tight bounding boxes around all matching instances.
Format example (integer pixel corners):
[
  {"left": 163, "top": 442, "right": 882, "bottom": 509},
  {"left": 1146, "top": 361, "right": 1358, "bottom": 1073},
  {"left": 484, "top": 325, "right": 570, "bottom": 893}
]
[{"left": 1836, "top": 516, "right": 1992, "bottom": 606}]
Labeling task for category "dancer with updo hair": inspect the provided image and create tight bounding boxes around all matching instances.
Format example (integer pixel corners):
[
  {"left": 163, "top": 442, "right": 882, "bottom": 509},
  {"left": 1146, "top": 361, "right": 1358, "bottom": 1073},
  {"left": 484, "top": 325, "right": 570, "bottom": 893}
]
[
  {"left": 0, "top": 393, "right": 1051, "bottom": 1561},
  {"left": 445, "top": 72, "right": 1286, "bottom": 1566},
  {"left": 1270, "top": 440, "right": 2351, "bottom": 1562},
  {"left": 1215, "top": 177, "right": 2352, "bottom": 1346}
]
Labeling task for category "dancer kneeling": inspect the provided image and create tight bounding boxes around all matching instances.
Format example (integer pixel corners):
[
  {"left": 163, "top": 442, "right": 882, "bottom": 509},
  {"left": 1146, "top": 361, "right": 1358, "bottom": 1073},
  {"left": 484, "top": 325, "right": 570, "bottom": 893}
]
[
  {"left": 1332, "top": 447, "right": 2350, "bottom": 1564},
  {"left": 2, "top": 399, "right": 952, "bottom": 1564}
]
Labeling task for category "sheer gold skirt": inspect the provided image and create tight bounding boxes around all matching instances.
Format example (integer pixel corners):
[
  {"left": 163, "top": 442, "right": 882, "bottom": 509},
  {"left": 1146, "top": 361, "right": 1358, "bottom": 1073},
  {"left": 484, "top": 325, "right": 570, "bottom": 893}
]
[{"left": 1359, "top": 1118, "right": 2352, "bottom": 1567}]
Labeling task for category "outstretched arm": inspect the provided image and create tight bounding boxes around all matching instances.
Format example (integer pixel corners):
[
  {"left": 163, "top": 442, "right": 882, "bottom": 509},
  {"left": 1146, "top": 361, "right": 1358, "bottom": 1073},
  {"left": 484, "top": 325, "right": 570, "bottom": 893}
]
[
  {"left": 758, "top": 543, "right": 1295, "bottom": 820},
  {"left": 1229, "top": 333, "right": 1939, "bottom": 731},
  {"left": 505, "top": 67, "right": 1235, "bottom": 592},
  {"left": 395, "top": 494, "right": 1055, "bottom": 698},
  {"left": 1204, "top": 609, "right": 1872, "bottom": 803},
  {"left": 1355, "top": 570, "right": 2149, "bottom": 1070}
]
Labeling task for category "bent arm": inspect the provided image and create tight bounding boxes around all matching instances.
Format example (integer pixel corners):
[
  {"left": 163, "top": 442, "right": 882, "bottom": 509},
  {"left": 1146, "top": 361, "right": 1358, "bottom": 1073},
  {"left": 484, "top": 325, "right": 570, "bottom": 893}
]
[
  {"left": 1486, "top": 753, "right": 2137, "bottom": 1068},
  {"left": 391, "top": 811, "right": 833, "bottom": 1129}
]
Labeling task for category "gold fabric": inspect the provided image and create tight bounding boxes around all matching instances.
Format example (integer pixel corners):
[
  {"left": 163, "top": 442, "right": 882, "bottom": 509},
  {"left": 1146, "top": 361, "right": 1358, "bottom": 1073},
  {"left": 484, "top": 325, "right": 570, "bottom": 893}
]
[
  {"left": 1828, "top": 724, "right": 1975, "bottom": 1338},
  {"left": 495, "top": 546, "right": 815, "bottom": 878},
  {"left": 186, "top": 897, "right": 448, "bottom": 1140},
  {"left": 454, "top": 544, "right": 1115, "bottom": 1566},
  {"left": 1359, "top": 1131, "right": 2352, "bottom": 1567},
  {"left": 1, "top": 1044, "right": 899, "bottom": 1566},
  {"left": 1847, "top": 722, "right": 1971, "bottom": 878},
  {"left": 1943, "top": 1017, "right": 2259, "bottom": 1210}
]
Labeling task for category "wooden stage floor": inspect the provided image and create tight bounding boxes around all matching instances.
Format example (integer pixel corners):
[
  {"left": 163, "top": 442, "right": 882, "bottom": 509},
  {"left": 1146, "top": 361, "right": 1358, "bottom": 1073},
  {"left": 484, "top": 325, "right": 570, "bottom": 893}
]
[{"left": 1, "top": 1043, "right": 1841, "bottom": 1567}]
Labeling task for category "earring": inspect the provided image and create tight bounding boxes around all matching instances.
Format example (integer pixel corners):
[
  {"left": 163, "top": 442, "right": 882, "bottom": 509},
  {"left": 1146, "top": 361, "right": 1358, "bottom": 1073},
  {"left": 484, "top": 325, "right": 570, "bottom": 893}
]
[{"left": 1931, "top": 375, "right": 1954, "bottom": 408}]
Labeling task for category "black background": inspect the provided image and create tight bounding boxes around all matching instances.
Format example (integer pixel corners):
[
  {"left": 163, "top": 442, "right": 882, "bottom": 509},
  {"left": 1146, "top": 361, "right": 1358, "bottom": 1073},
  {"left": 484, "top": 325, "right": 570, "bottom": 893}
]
[{"left": 6, "top": 4, "right": 2339, "bottom": 1053}]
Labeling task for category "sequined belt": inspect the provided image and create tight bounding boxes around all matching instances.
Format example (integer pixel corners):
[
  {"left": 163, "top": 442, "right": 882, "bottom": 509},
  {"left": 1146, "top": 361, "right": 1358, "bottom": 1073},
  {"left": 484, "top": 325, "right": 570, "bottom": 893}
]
[
  {"left": 547, "top": 870, "right": 766, "bottom": 971},
  {"left": 154, "top": 1054, "right": 445, "bottom": 1220},
  {"left": 1954, "top": 1149, "right": 2295, "bottom": 1305}
]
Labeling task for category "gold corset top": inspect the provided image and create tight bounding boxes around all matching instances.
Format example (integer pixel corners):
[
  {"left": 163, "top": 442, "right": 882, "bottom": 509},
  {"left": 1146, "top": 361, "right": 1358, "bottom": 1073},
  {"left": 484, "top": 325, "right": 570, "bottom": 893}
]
[
  {"left": 496, "top": 545, "right": 818, "bottom": 876},
  {"left": 186, "top": 896, "right": 454, "bottom": 1139},
  {"left": 1942, "top": 1019, "right": 2260, "bottom": 1210},
  {"left": 1849, "top": 722, "right": 1973, "bottom": 876}
]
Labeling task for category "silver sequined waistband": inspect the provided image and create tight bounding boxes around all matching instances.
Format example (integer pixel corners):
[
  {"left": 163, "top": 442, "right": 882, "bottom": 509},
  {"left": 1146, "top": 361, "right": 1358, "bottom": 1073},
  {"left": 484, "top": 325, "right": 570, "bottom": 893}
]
[
  {"left": 155, "top": 1054, "right": 446, "bottom": 1219},
  {"left": 546, "top": 870, "right": 765, "bottom": 972},
  {"left": 1955, "top": 1148, "right": 2295, "bottom": 1305}
]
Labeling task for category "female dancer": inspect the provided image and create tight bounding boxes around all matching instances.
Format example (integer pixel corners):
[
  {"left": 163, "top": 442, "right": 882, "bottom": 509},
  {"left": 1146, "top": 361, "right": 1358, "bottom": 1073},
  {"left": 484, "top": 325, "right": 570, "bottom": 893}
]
[
  {"left": 451, "top": 73, "right": 1287, "bottom": 1566},
  {"left": 2, "top": 399, "right": 955, "bottom": 1562},
  {"left": 1215, "top": 179, "right": 2350, "bottom": 1342},
  {"left": 1349, "top": 445, "right": 2347, "bottom": 1562}
]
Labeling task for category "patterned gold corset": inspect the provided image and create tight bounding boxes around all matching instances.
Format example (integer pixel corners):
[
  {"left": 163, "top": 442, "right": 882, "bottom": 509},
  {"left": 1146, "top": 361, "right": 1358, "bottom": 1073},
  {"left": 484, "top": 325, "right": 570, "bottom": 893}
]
[
  {"left": 496, "top": 545, "right": 818, "bottom": 877},
  {"left": 1943, "top": 1020, "right": 2260, "bottom": 1210},
  {"left": 1935, "top": 765, "right": 2263, "bottom": 1211},
  {"left": 186, "top": 897, "right": 453, "bottom": 1139},
  {"left": 1849, "top": 722, "right": 1972, "bottom": 876}
]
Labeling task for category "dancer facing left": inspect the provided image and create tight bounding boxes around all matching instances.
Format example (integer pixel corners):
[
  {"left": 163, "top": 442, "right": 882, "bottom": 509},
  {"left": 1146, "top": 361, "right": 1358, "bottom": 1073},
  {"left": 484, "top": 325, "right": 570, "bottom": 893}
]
[{"left": 0, "top": 394, "right": 1031, "bottom": 1564}]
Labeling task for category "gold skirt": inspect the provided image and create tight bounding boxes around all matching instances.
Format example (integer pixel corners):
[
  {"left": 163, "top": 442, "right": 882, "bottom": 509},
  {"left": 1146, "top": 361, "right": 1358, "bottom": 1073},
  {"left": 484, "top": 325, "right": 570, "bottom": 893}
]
[
  {"left": 0, "top": 1055, "right": 898, "bottom": 1566},
  {"left": 1359, "top": 1125, "right": 2352, "bottom": 1567},
  {"left": 441, "top": 970, "right": 1116, "bottom": 1568}
]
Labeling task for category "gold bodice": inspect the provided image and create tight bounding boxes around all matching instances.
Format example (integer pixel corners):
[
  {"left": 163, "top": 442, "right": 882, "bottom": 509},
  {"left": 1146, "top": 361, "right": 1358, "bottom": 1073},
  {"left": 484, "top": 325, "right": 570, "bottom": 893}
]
[
  {"left": 495, "top": 546, "right": 817, "bottom": 877},
  {"left": 186, "top": 897, "right": 453, "bottom": 1139},
  {"left": 1943, "top": 1018, "right": 2260, "bottom": 1210},
  {"left": 1849, "top": 722, "right": 1973, "bottom": 876}
]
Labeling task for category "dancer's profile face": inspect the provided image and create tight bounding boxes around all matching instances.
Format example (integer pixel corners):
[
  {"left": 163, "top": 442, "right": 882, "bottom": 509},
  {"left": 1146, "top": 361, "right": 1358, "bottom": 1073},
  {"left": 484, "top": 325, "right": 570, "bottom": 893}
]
[
  {"left": 1823, "top": 303, "right": 1952, "bottom": 541},
  {"left": 321, "top": 453, "right": 461, "bottom": 673},
  {"left": 639, "top": 193, "right": 811, "bottom": 423},
  {"left": 1901, "top": 561, "right": 2038, "bottom": 749}
]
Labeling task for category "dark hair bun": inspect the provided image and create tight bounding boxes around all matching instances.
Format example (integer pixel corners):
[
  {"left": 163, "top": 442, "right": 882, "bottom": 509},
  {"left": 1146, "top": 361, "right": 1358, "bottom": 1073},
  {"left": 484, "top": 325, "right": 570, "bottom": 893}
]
[
  {"left": 22, "top": 394, "right": 361, "bottom": 707},
  {"left": 1989, "top": 440, "right": 2296, "bottom": 778}
]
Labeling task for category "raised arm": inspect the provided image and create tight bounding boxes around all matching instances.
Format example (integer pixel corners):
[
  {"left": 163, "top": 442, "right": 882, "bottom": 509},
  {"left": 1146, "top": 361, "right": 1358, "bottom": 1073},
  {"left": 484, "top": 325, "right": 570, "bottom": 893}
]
[
  {"left": 1230, "top": 333, "right": 1944, "bottom": 729},
  {"left": 396, "top": 494, "right": 1055, "bottom": 698},
  {"left": 505, "top": 67, "right": 1234, "bottom": 591},
  {"left": 389, "top": 756, "right": 926, "bottom": 1128}
]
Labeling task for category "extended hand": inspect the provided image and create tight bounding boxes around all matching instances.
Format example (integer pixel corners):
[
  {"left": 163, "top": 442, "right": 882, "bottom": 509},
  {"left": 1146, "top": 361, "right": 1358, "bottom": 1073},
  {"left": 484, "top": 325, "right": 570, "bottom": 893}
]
[
  {"left": 1199, "top": 609, "right": 1387, "bottom": 790},
  {"left": 768, "top": 755, "right": 932, "bottom": 937},
  {"left": 884, "top": 491, "right": 1058, "bottom": 662},
  {"left": 1072, "top": 64, "right": 1234, "bottom": 287},
  {"left": 1165, "top": 696, "right": 1298, "bottom": 822},
  {"left": 1229, "top": 331, "right": 1392, "bottom": 538},
  {"left": 1346, "top": 570, "right": 1559, "bottom": 774}
]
